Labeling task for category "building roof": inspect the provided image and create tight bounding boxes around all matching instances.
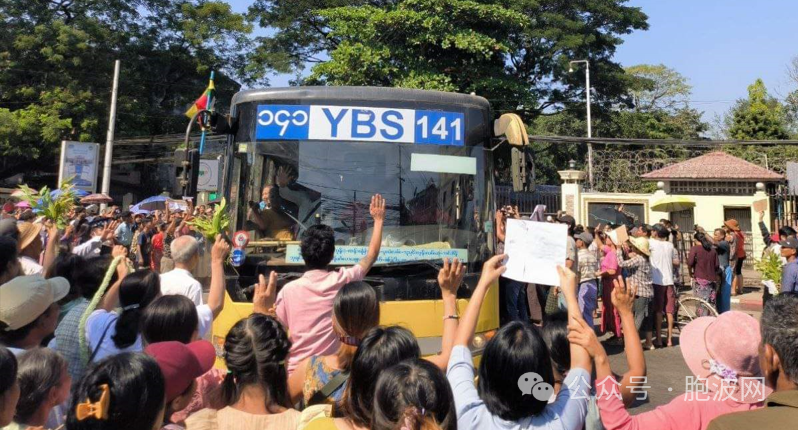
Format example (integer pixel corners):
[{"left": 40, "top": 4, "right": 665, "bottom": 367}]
[{"left": 641, "top": 151, "right": 784, "bottom": 181}]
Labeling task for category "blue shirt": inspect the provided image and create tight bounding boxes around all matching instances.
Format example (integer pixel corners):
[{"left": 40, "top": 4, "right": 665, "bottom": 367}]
[
  {"left": 782, "top": 260, "right": 798, "bottom": 293},
  {"left": 115, "top": 222, "right": 133, "bottom": 247},
  {"left": 447, "top": 345, "right": 590, "bottom": 430}
]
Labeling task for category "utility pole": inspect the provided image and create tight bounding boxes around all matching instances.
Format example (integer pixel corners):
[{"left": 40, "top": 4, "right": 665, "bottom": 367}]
[
  {"left": 569, "top": 59, "right": 593, "bottom": 189},
  {"left": 100, "top": 59, "right": 121, "bottom": 210}
]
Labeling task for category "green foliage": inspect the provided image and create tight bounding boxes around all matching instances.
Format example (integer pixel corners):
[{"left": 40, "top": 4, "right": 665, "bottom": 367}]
[
  {"left": 624, "top": 64, "right": 692, "bottom": 112},
  {"left": 755, "top": 251, "right": 782, "bottom": 285},
  {"left": 16, "top": 180, "right": 77, "bottom": 228},
  {"left": 187, "top": 197, "right": 230, "bottom": 240},
  {"left": 0, "top": 1, "right": 257, "bottom": 163},
  {"left": 727, "top": 79, "right": 790, "bottom": 140},
  {"left": 250, "top": 0, "right": 649, "bottom": 116}
]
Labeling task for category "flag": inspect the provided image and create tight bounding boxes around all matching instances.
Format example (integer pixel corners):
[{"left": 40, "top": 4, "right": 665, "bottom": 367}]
[{"left": 185, "top": 78, "right": 215, "bottom": 119}]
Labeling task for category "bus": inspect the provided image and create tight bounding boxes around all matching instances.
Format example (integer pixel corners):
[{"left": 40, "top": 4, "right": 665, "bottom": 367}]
[{"left": 212, "top": 86, "right": 529, "bottom": 365}]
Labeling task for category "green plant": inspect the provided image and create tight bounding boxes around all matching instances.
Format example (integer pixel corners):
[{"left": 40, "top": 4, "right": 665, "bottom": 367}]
[
  {"left": 755, "top": 251, "right": 782, "bottom": 292},
  {"left": 187, "top": 197, "right": 230, "bottom": 240},
  {"left": 16, "top": 180, "right": 77, "bottom": 229}
]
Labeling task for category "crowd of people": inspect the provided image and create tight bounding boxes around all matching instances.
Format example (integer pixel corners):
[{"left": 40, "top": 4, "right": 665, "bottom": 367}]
[{"left": 1, "top": 194, "right": 797, "bottom": 430}]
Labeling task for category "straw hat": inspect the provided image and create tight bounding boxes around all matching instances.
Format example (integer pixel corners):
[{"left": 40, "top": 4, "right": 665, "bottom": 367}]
[
  {"left": 628, "top": 236, "right": 650, "bottom": 256},
  {"left": 680, "top": 311, "right": 771, "bottom": 403},
  {"left": 724, "top": 219, "right": 741, "bottom": 232},
  {"left": 17, "top": 222, "right": 43, "bottom": 250},
  {"left": 0, "top": 275, "right": 69, "bottom": 330}
]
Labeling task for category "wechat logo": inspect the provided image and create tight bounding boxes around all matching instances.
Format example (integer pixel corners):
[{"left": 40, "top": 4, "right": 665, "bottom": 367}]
[{"left": 518, "top": 372, "right": 554, "bottom": 401}]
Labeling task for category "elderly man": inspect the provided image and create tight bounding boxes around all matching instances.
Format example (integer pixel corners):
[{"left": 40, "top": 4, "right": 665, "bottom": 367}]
[{"left": 159, "top": 235, "right": 204, "bottom": 306}]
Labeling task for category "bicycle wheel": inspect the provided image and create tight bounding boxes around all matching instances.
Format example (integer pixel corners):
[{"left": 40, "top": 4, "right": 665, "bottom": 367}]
[{"left": 675, "top": 296, "right": 718, "bottom": 331}]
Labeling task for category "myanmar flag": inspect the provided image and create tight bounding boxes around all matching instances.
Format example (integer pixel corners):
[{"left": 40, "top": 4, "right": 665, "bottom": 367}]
[{"left": 185, "top": 79, "right": 215, "bottom": 118}]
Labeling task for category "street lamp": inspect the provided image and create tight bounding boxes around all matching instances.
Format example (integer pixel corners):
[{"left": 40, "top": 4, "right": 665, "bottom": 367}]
[{"left": 569, "top": 59, "right": 593, "bottom": 189}]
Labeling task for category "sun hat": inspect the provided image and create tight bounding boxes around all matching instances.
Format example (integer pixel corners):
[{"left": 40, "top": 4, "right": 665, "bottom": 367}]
[
  {"left": 680, "top": 311, "right": 771, "bottom": 403},
  {"left": 16, "top": 222, "right": 43, "bottom": 250},
  {"left": 628, "top": 236, "right": 650, "bottom": 256},
  {"left": 145, "top": 341, "right": 216, "bottom": 403},
  {"left": 724, "top": 219, "right": 741, "bottom": 232},
  {"left": 0, "top": 275, "right": 70, "bottom": 331}
]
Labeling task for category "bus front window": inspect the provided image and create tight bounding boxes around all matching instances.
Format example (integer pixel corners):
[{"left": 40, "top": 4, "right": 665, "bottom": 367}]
[{"left": 245, "top": 139, "right": 491, "bottom": 265}]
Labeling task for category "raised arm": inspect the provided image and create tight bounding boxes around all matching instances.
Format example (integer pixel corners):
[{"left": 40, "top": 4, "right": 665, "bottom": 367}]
[
  {"left": 558, "top": 266, "right": 592, "bottom": 373},
  {"left": 495, "top": 210, "right": 506, "bottom": 243},
  {"left": 426, "top": 258, "right": 465, "bottom": 370},
  {"left": 612, "top": 280, "right": 646, "bottom": 406},
  {"left": 207, "top": 235, "right": 231, "bottom": 318},
  {"left": 357, "top": 194, "right": 385, "bottom": 272},
  {"left": 42, "top": 223, "right": 60, "bottom": 278},
  {"left": 453, "top": 254, "right": 506, "bottom": 347},
  {"left": 98, "top": 246, "right": 130, "bottom": 311},
  {"left": 758, "top": 211, "right": 773, "bottom": 246}
]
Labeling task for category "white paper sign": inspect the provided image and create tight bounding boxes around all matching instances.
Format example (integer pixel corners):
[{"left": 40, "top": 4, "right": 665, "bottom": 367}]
[{"left": 502, "top": 219, "right": 567, "bottom": 286}]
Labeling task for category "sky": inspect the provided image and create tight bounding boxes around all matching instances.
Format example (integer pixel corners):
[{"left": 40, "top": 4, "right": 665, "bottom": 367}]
[{"left": 229, "top": 0, "right": 798, "bottom": 122}]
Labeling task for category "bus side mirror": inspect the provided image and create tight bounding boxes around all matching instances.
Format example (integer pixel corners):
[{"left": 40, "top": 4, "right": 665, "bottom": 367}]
[
  {"left": 209, "top": 113, "right": 236, "bottom": 135},
  {"left": 511, "top": 146, "right": 535, "bottom": 193}
]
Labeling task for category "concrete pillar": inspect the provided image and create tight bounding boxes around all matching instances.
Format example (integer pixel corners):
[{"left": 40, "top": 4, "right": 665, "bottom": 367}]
[{"left": 558, "top": 169, "right": 587, "bottom": 223}]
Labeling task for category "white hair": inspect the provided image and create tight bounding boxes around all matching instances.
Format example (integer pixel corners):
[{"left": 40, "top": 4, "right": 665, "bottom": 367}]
[{"left": 171, "top": 235, "right": 199, "bottom": 264}]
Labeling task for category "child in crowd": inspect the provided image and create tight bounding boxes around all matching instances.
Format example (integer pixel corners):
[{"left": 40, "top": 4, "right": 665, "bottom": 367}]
[
  {"left": 288, "top": 258, "right": 464, "bottom": 407},
  {"left": 0, "top": 347, "right": 19, "bottom": 428},
  {"left": 67, "top": 353, "right": 166, "bottom": 430},
  {"left": 371, "top": 359, "right": 456, "bottom": 430},
  {"left": 185, "top": 314, "right": 298, "bottom": 430},
  {"left": 145, "top": 341, "right": 216, "bottom": 430},
  {"left": 276, "top": 194, "right": 385, "bottom": 374},
  {"left": 4, "top": 348, "right": 71, "bottom": 430}
]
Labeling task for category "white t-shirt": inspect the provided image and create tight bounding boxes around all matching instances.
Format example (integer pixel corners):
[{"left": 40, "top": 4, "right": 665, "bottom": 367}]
[
  {"left": 19, "top": 256, "right": 43, "bottom": 275},
  {"left": 649, "top": 239, "right": 677, "bottom": 286},
  {"left": 86, "top": 305, "right": 212, "bottom": 362},
  {"left": 160, "top": 268, "right": 204, "bottom": 306}
]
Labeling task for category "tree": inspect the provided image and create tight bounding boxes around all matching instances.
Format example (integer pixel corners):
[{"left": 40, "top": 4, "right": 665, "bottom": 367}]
[
  {"left": 248, "top": 0, "right": 649, "bottom": 117},
  {"left": 624, "top": 64, "right": 691, "bottom": 112},
  {"left": 0, "top": 1, "right": 256, "bottom": 163},
  {"left": 726, "top": 79, "right": 790, "bottom": 140}
]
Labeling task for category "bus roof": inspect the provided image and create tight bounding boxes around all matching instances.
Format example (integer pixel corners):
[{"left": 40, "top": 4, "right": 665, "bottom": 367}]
[{"left": 231, "top": 86, "right": 491, "bottom": 111}]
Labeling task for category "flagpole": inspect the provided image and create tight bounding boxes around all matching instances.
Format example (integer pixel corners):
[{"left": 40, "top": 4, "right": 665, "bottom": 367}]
[{"left": 198, "top": 71, "right": 214, "bottom": 155}]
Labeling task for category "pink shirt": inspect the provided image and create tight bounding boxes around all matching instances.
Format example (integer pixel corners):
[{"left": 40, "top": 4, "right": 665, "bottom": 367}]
[
  {"left": 276, "top": 265, "right": 365, "bottom": 374},
  {"left": 601, "top": 245, "right": 619, "bottom": 273},
  {"left": 596, "top": 377, "right": 761, "bottom": 430}
]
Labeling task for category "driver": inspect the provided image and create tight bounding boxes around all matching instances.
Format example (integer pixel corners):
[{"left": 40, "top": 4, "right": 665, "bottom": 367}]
[{"left": 247, "top": 184, "right": 295, "bottom": 240}]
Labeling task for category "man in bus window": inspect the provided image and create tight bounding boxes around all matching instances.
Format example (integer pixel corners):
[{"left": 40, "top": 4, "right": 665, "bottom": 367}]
[{"left": 247, "top": 183, "right": 295, "bottom": 240}]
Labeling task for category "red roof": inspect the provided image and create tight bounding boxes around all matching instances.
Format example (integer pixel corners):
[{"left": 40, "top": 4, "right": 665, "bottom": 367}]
[{"left": 641, "top": 151, "right": 784, "bottom": 181}]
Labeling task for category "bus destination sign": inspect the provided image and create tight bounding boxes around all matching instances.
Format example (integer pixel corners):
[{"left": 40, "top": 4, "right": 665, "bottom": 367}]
[{"left": 255, "top": 104, "right": 465, "bottom": 146}]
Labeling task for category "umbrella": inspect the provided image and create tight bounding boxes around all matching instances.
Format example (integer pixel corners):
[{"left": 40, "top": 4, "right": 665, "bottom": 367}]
[
  {"left": 15, "top": 201, "right": 30, "bottom": 208},
  {"left": 590, "top": 207, "right": 634, "bottom": 228},
  {"left": 130, "top": 195, "right": 168, "bottom": 212},
  {"left": 651, "top": 196, "right": 696, "bottom": 213},
  {"left": 80, "top": 193, "right": 113, "bottom": 204},
  {"left": 50, "top": 189, "right": 90, "bottom": 199}
]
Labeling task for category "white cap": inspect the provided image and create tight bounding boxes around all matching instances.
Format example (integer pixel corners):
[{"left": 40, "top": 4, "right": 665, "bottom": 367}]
[{"left": 0, "top": 275, "right": 70, "bottom": 331}]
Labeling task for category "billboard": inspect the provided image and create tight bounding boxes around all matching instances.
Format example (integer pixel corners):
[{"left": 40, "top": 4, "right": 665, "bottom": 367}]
[{"left": 58, "top": 141, "right": 100, "bottom": 192}]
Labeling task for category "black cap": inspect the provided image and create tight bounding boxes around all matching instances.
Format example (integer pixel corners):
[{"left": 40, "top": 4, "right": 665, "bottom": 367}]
[{"left": 780, "top": 237, "right": 798, "bottom": 250}]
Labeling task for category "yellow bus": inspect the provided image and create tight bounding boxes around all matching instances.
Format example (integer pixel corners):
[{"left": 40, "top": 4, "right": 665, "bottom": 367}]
[{"left": 212, "top": 86, "right": 528, "bottom": 366}]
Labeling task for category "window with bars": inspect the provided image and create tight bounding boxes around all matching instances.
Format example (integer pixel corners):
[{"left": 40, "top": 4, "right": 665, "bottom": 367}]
[{"left": 669, "top": 181, "right": 757, "bottom": 195}]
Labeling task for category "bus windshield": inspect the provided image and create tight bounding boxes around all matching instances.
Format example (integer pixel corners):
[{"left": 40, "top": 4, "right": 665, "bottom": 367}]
[{"left": 243, "top": 139, "right": 493, "bottom": 265}]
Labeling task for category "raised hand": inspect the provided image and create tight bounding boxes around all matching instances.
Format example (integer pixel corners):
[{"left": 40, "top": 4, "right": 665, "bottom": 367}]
[
  {"left": 568, "top": 315, "right": 605, "bottom": 358},
  {"left": 479, "top": 254, "right": 507, "bottom": 286},
  {"left": 370, "top": 194, "right": 386, "bottom": 222},
  {"left": 611, "top": 278, "right": 636, "bottom": 315},
  {"left": 557, "top": 265, "right": 578, "bottom": 299},
  {"left": 253, "top": 271, "right": 278, "bottom": 315},
  {"left": 438, "top": 258, "right": 465, "bottom": 299},
  {"left": 211, "top": 234, "right": 231, "bottom": 263},
  {"left": 276, "top": 166, "right": 293, "bottom": 188},
  {"left": 101, "top": 220, "right": 120, "bottom": 242}
]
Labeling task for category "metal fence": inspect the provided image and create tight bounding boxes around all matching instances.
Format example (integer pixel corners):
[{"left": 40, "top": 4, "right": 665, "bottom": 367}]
[{"left": 495, "top": 184, "right": 561, "bottom": 216}]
